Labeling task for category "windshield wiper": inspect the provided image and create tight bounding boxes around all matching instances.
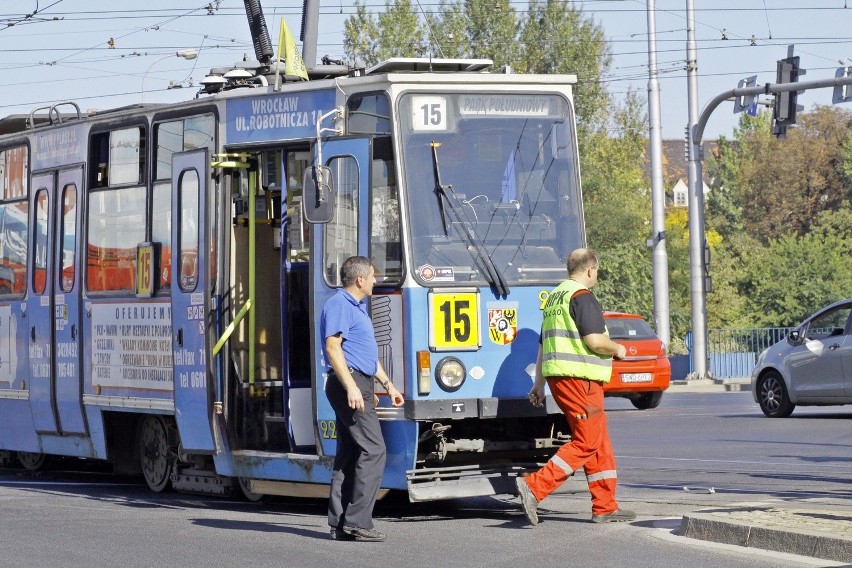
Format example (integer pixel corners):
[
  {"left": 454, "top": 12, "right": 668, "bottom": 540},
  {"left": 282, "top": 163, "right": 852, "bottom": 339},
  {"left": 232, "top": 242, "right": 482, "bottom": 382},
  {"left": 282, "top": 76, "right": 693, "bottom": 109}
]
[{"left": 430, "top": 141, "right": 510, "bottom": 297}]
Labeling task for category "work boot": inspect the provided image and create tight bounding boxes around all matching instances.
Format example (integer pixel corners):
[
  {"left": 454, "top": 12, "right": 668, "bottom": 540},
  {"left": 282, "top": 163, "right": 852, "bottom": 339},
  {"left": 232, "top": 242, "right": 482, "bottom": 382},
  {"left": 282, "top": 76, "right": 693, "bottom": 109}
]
[
  {"left": 330, "top": 527, "right": 355, "bottom": 540},
  {"left": 341, "top": 526, "right": 386, "bottom": 542},
  {"left": 515, "top": 476, "right": 539, "bottom": 526},
  {"left": 591, "top": 508, "right": 636, "bottom": 523}
]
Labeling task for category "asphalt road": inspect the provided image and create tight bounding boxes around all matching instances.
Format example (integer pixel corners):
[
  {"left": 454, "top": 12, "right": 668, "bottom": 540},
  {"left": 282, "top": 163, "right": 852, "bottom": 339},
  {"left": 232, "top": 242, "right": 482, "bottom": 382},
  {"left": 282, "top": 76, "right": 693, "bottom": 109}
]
[{"left": 1, "top": 392, "right": 849, "bottom": 568}]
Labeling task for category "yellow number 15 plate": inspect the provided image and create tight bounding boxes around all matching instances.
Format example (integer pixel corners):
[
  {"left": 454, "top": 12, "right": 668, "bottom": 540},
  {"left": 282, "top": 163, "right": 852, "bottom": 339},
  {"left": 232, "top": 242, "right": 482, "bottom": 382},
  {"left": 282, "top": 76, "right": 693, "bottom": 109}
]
[{"left": 428, "top": 289, "right": 481, "bottom": 351}]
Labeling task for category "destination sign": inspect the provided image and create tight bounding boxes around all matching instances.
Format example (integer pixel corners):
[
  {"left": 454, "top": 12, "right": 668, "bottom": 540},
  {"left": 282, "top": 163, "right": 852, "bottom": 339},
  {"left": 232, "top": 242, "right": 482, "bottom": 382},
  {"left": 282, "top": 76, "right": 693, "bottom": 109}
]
[
  {"left": 226, "top": 89, "right": 337, "bottom": 144},
  {"left": 458, "top": 95, "right": 555, "bottom": 117},
  {"left": 32, "top": 124, "right": 86, "bottom": 171}
]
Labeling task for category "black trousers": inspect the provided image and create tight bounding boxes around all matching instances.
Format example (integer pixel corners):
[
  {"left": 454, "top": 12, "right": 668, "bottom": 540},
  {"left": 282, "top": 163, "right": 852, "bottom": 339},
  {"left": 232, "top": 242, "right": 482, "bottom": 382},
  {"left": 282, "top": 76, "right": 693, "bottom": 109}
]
[{"left": 326, "top": 368, "right": 387, "bottom": 530}]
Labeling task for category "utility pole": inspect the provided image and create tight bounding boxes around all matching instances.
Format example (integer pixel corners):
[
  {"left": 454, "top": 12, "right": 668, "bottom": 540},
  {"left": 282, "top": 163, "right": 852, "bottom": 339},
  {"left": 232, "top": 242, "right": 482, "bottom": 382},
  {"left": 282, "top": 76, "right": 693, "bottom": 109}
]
[
  {"left": 685, "top": 0, "right": 709, "bottom": 379},
  {"left": 646, "top": 0, "right": 670, "bottom": 346}
]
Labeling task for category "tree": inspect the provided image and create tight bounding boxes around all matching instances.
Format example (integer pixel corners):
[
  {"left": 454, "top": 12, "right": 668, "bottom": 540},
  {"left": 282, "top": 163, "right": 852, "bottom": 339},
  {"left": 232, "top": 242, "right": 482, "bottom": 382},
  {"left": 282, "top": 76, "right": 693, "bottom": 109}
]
[
  {"left": 742, "top": 226, "right": 852, "bottom": 327},
  {"left": 709, "top": 106, "right": 852, "bottom": 243},
  {"left": 375, "top": 0, "right": 427, "bottom": 60},
  {"left": 344, "top": 0, "right": 426, "bottom": 64},
  {"left": 516, "top": 0, "right": 612, "bottom": 137},
  {"left": 584, "top": 91, "right": 654, "bottom": 319},
  {"left": 344, "top": 0, "right": 616, "bottom": 137},
  {"left": 343, "top": 3, "right": 379, "bottom": 65}
]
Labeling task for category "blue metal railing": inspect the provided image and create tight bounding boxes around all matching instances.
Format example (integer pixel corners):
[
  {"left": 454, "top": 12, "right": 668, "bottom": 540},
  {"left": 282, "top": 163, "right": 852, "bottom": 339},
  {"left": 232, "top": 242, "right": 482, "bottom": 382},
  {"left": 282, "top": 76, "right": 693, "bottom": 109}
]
[{"left": 671, "top": 327, "right": 793, "bottom": 380}]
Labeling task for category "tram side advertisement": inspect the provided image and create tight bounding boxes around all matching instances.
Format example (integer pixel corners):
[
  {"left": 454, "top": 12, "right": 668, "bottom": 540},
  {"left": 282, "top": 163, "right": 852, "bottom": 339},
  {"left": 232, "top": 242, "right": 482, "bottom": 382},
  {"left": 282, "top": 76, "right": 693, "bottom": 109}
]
[{"left": 89, "top": 302, "right": 174, "bottom": 392}]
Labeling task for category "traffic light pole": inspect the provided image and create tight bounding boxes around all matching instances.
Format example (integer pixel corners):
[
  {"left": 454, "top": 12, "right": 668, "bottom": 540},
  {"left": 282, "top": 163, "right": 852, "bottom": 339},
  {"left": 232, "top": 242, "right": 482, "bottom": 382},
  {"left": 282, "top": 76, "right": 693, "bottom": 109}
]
[
  {"left": 688, "top": 72, "right": 852, "bottom": 379},
  {"left": 692, "top": 74, "right": 852, "bottom": 143},
  {"left": 685, "top": 0, "right": 707, "bottom": 380}
]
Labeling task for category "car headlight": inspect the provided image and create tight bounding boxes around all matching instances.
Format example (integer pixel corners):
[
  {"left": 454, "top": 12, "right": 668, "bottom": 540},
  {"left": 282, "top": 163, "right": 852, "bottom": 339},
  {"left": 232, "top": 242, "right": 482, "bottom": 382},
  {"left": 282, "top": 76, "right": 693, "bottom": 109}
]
[{"left": 436, "top": 357, "right": 466, "bottom": 392}]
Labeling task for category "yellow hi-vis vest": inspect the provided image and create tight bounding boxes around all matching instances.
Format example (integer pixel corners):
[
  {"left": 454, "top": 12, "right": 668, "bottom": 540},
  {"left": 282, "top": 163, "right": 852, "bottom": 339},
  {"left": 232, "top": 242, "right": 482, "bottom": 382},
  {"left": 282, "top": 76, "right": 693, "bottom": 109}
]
[{"left": 541, "top": 279, "right": 613, "bottom": 383}]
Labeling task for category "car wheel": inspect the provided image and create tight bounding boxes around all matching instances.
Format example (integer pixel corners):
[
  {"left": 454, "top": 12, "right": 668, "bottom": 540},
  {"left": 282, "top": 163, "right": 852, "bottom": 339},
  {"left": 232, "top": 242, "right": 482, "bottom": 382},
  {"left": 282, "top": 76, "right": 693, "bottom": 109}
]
[
  {"left": 757, "top": 371, "right": 795, "bottom": 418},
  {"left": 631, "top": 391, "right": 663, "bottom": 410}
]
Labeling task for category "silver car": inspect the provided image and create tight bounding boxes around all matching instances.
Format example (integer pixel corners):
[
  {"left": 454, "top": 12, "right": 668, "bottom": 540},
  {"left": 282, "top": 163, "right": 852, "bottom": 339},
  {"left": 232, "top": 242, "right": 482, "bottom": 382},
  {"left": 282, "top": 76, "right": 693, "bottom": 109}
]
[{"left": 751, "top": 298, "right": 852, "bottom": 417}]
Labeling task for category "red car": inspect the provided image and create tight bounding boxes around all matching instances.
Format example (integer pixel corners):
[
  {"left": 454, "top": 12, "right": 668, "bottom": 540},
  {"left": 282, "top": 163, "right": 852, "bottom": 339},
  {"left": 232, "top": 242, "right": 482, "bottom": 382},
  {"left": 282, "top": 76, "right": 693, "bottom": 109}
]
[{"left": 603, "top": 311, "right": 671, "bottom": 409}]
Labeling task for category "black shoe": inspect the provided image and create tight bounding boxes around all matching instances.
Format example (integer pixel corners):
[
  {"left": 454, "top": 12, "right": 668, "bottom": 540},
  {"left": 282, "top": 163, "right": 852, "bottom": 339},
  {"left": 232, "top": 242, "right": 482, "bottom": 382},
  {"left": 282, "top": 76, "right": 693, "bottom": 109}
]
[
  {"left": 330, "top": 527, "right": 355, "bottom": 540},
  {"left": 591, "top": 508, "right": 636, "bottom": 523},
  {"left": 341, "top": 526, "right": 386, "bottom": 542}
]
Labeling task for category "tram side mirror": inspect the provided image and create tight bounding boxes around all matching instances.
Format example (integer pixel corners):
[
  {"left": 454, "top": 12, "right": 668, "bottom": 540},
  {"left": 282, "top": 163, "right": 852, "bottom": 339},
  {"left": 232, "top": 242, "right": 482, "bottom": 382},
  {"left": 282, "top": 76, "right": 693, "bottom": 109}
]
[{"left": 302, "top": 165, "right": 335, "bottom": 224}]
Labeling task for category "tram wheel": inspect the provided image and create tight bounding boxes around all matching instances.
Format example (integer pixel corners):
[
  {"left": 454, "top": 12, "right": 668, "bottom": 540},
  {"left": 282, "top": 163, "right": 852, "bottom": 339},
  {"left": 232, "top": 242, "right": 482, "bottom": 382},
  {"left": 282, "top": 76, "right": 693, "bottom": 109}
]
[
  {"left": 237, "top": 477, "right": 265, "bottom": 502},
  {"left": 138, "top": 416, "right": 173, "bottom": 492},
  {"left": 17, "top": 451, "right": 49, "bottom": 471}
]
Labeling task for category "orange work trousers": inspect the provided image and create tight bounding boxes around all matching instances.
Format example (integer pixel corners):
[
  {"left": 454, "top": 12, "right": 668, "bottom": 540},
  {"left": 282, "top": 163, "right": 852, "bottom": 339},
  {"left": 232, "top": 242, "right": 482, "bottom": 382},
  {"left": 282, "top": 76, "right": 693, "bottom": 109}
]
[{"left": 524, "top": 377, "right": 619, "bottom": 515}]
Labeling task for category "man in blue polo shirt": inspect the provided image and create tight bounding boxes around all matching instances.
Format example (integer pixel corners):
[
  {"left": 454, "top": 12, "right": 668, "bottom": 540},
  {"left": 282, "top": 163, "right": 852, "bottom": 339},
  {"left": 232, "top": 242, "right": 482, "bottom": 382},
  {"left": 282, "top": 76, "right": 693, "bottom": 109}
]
[{"left": 321, "top": 256, "right": 404, "bottom": 542}]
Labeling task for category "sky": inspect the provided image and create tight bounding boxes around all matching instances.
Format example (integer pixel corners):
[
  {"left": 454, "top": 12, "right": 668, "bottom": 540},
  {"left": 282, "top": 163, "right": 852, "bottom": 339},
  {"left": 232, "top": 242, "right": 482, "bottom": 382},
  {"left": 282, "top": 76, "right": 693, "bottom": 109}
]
[{"left": 1, "top": 1, "right": 851, "bottom": 140}]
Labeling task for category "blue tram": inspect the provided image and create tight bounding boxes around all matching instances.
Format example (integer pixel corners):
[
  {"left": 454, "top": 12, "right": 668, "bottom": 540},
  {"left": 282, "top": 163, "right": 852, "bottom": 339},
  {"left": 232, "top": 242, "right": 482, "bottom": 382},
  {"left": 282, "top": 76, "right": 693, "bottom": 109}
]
[{"left": 0, "top": 45, "right": 587, "bottom": 500}]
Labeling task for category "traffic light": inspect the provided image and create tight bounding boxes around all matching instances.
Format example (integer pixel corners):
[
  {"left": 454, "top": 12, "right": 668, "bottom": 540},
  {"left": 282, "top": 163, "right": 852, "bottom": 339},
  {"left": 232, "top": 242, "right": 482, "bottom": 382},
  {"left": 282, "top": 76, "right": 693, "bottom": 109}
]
[{"left": 772, "top": 55, "right": 804, "bottom": 138}]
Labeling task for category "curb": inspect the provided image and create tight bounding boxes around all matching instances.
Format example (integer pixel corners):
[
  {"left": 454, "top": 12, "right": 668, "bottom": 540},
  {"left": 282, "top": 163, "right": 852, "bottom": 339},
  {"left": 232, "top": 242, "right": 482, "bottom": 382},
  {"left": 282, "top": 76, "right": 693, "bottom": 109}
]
[
  {"left": 666, "top": 379, "right": 751, "bottom": 393},
  {"left": 679, "top": 507, "right": 852, "bottom": 564}
]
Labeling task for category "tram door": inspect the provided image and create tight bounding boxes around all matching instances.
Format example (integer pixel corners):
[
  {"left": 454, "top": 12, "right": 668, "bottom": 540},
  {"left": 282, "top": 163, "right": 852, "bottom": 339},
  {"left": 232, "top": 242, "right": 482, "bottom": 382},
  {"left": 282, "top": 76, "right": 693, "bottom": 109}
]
[
  {"left": 171, "top": 150, "right": 215, "bottom": 452},
  {"left": 309, "top": 138, "right": 371, "bottom": 457},
  {"left": 27, "top": 166, "right": 86, "bottom": 435}
]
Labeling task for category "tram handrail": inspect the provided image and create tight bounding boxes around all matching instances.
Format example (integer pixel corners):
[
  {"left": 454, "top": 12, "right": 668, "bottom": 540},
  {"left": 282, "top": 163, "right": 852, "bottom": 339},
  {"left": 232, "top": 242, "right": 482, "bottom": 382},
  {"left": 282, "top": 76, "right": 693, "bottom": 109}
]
[
  {"left": 212, "top": 299, "right": 252, "bottom": 356},
  {"left": 211, "top": 155, "right": 257, "bottom": 389}
]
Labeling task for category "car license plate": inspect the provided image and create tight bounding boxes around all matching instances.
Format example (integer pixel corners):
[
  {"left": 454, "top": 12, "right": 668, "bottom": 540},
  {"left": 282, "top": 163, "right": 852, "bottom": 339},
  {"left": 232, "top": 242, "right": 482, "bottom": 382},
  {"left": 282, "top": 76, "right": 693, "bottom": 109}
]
[{"left": 621, "top": 372, "right": 653, "bottom": 383}]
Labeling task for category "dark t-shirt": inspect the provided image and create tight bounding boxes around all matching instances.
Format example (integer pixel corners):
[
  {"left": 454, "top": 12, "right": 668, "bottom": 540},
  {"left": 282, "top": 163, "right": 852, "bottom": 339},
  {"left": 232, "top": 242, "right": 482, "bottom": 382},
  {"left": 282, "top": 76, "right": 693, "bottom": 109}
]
[
  {"left": 569, "top": 290, "right": 607, "bottom": 336},
  {"left": 540, "top": 288, "right": 606, "bottom": 343}
]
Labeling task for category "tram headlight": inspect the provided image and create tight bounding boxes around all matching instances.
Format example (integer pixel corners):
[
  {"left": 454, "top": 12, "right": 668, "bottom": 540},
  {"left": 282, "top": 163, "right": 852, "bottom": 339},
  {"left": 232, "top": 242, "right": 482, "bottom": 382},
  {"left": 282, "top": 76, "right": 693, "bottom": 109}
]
[{"left": 435, "top": 357, "right": 466, "bottom": 392}]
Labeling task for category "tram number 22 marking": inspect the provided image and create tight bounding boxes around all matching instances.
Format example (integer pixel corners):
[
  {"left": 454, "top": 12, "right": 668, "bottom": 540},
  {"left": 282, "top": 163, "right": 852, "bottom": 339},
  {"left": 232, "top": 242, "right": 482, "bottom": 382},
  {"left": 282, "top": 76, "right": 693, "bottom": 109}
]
[
  {"left": 319, "top": 420, "right": 337, "bottom": 439},
  {"left": 432, "top": 292, "right": 479, "bottom": 349}
]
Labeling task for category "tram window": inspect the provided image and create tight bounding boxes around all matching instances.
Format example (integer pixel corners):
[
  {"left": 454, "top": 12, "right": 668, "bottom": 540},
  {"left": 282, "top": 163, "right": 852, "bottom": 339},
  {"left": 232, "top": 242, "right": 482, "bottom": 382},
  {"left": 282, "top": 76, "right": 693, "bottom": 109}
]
[
  {"left": 90, "top": 127, "right": 146, "bottom": 188},
  {"left": 370, "top": 137, "right": 402, "bottom": 283},
  {"left": 1, "top": 146, "right": 28, "bottom": 199},
  {"left": 155, "top": 121, "right": 182, "bottom": 181},
  {"left": 87, "top": 186, "right": 145, "bottom": 292},
  {"left": 33, "top": 190, "right": 49, "bottom": 295},
  {"left": 151, "top": 183, "right": 172, "bottom": 292},
  {"left": 324, "top": 156, "right": 358, "bottom": 286},
  {"left": 60, "top": 185, "right": 77, "bottom": 292},
  {"left": 178, "top": 169, "right": 200, "bottom": 292},
  {"left": 348, "top": 94, "right": 391, "bottom": 135},
  {"left": 285, "top": 150, "right": 310, "bottom": 261},
  {"left": 155, "top": 115, "right": 215, "bottom": 181},
  {"left": 0, "top": 202, "right": 28, "bottom": 295},
  {"left": 0, "top": 146, "right": 28, "bottom": 296}
]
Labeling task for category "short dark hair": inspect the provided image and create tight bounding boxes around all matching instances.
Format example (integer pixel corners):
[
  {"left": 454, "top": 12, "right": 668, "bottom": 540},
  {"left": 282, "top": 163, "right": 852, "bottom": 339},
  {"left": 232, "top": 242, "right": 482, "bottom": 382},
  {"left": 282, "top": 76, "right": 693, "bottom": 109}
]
[
  {"left": 340, "top": 256, "right": 373, "bottom": 287},
  {"left": 567, "top": 248, "right": 599, "bottom": 276}
]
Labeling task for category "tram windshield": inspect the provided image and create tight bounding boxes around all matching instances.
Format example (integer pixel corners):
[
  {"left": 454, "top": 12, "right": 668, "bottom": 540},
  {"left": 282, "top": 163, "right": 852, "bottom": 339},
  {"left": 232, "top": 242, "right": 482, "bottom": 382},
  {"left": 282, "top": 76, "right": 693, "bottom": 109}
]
[{"left": 398, "top": 92, "right": 584, "bottom": 287}]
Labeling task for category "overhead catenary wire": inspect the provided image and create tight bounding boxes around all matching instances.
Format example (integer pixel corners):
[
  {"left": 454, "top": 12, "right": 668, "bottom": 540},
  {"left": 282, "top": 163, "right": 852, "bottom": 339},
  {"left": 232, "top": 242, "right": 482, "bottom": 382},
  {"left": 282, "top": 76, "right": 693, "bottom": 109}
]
[{"left": 0, "top": 0, "right": 849, "bottom": 130}]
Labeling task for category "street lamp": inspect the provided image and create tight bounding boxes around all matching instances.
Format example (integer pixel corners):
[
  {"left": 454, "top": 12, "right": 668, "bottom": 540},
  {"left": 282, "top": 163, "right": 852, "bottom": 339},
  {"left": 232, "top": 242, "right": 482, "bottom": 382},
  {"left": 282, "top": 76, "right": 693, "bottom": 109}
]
[{"left": 141, "top": 49, "right": 199, "bottom": 103}]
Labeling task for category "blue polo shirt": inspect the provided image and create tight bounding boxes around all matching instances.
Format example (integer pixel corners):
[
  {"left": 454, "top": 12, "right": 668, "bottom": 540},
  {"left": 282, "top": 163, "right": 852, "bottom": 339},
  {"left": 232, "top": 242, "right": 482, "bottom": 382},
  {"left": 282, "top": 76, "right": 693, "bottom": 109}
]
[{"left": 320, "top": 289, "right": 378, "bottom": 376}]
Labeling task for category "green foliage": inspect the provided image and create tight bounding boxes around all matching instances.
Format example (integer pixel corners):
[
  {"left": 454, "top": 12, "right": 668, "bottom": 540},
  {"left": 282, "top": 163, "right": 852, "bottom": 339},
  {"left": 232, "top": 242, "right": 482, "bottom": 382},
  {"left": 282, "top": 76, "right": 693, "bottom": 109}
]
[
  {"left": 707, "top": 106, "right": 852, "bottom": 328},
  {"left": 742, "top": 217, "right": 852, "bottom": 327},
  {"left": 343, "top": 3, "right": 379, "bottom": 64},
  {"left": 516, "top": 0, "right": 612, "bottom": 136},
  {"left": 344, "top": 0, "right": 614, "bottom": 138},
  {"left": 344, "top": 0, "right": 426, "bottom": 63}
]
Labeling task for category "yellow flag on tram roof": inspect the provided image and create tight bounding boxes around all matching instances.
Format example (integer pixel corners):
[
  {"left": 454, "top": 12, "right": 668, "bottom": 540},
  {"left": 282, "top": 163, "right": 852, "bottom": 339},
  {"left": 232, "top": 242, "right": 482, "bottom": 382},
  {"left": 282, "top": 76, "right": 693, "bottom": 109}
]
[{"left": 279, "top": 18, "right": 308, "bottom": 81}]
